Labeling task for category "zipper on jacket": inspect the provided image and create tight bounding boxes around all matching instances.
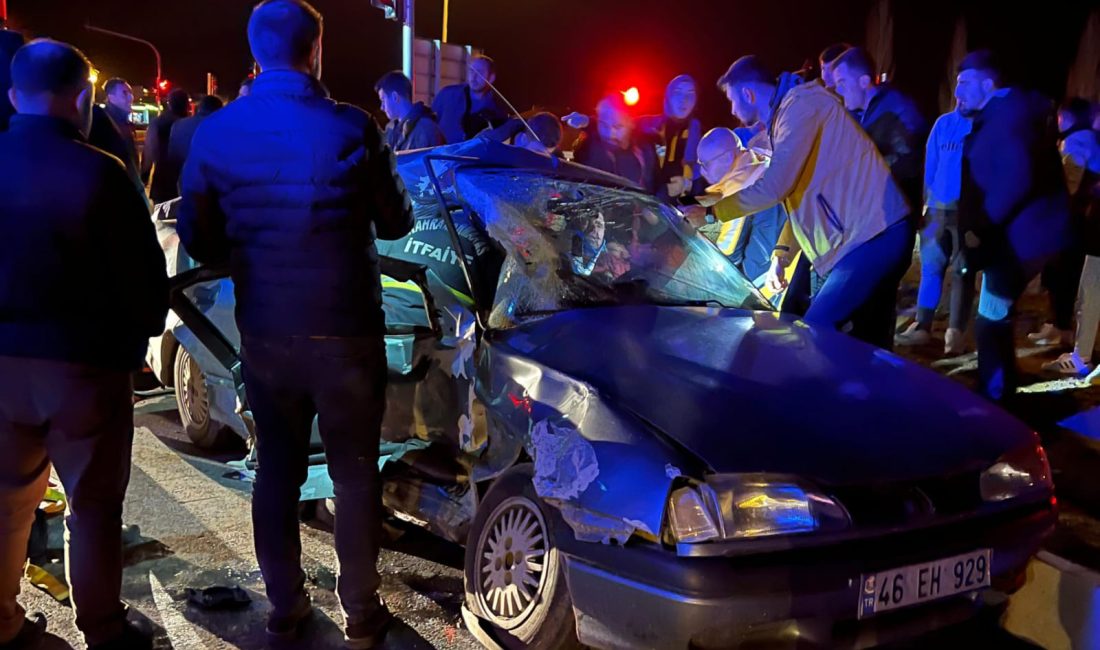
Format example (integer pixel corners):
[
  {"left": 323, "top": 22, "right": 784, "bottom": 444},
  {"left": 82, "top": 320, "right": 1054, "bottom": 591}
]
[{"left": 817, "top": 194, "right": 844, "bottom": 233}]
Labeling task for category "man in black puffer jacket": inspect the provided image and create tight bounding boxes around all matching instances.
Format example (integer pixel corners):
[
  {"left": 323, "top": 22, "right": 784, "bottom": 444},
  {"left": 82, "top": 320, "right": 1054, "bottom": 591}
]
[
  {"left": 178, "top": 1, "right": 413, "bottom": 647},
  {"left": 956, "top": 51, "right": 1072, "bottom": 401}
]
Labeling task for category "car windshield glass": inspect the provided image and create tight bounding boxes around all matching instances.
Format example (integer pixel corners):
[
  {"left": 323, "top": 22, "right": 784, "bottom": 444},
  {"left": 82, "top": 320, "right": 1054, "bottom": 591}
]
[{"left": 454, "top": 169, "right": 772, "bottom": 328}]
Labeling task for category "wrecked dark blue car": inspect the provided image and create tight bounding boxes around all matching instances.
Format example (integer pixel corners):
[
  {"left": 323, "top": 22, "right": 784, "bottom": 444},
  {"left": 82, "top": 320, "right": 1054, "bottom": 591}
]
[{"left": 162, "top": 141, "right": 1055, "bottom": 649}]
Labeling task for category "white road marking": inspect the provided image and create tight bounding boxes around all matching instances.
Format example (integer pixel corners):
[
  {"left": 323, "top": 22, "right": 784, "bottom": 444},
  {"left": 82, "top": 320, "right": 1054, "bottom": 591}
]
[{"left": 150, "top": 571, "right": 208, "bottom": 649}]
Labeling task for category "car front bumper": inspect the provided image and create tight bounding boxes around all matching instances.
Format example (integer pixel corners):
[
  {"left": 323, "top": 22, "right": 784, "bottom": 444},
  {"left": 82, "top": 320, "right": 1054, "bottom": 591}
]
[{"left": 561, "top": 504, "right": 1055, "bottom": 649}]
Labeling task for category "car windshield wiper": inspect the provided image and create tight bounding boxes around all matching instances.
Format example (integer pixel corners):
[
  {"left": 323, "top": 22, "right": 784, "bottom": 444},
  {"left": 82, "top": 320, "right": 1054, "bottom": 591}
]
[{"left": 649, "top": 298, "right": 734, "bottom": 309}]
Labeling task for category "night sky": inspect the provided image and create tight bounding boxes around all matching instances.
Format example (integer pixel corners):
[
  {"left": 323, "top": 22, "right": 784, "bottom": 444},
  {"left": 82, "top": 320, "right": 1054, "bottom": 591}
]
[{"left": 7, "top": 0, "right": 1098, "bottom": 128}]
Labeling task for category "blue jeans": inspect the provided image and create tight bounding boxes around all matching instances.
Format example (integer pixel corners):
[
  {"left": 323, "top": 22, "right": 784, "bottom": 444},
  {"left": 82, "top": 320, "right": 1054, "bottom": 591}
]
[
  {"left": 975, "top": 261, "right": 1037, "bottom": 401},
  {"left": 805, "top": 218, "right": 916, "bottom": 349},
  {"left": 916, "top": 210, "right": 976, "bottom": 331}
]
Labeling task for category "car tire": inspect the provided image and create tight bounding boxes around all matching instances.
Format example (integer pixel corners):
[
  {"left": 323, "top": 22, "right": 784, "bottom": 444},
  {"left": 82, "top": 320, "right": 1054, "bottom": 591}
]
[
  {"left": 464, "top": 465, "right": 582, "bottom": 650},
  {"left": 173, "top": 348, "right": 221, "bottom": 449}
]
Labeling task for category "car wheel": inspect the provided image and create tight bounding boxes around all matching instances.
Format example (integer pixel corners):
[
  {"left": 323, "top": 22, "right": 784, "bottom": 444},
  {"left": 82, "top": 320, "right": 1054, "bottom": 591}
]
[
  {"left": 173, "top": 348, "right": 220, "bottom": 449},
  {"left": 464, "top": 466, "right": 582, "bottom": 650}
]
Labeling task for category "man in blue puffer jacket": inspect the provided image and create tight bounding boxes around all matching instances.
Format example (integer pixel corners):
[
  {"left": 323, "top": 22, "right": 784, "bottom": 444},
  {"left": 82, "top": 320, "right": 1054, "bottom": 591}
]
[{"left": 178, "top": 1, "right": 413, "bottom": 647}]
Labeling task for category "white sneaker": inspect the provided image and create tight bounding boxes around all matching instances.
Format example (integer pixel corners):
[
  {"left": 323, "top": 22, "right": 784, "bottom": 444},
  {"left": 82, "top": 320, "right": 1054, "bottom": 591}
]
[{"left": 1040, "top": 352, "right": 1090, "bottom": 376}]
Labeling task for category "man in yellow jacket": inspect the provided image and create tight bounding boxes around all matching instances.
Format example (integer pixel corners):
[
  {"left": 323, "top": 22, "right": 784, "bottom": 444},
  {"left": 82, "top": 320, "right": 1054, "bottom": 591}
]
[{"left": 688, "top": 56, "right": 914, "bottom": 349}]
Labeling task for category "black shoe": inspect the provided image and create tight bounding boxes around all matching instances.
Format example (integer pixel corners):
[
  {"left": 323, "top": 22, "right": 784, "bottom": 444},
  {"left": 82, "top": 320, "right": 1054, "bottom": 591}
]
[
  {"left": 88, "top": 621, "right": 152, "bottom": 650},
  {"left": 0, "top": 613, "right": 46, "bottom": 650},
  {"left": 266, "top": 594, "right": 313, "bottom": 644},
  {"left": 344, "top": 603, "right": 393, "bottom": 649}
]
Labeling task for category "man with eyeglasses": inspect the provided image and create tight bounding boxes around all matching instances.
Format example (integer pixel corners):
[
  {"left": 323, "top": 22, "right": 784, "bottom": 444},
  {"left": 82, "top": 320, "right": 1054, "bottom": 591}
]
[{"left": 694, "top": 127, "right": 788, "bottom": 291}]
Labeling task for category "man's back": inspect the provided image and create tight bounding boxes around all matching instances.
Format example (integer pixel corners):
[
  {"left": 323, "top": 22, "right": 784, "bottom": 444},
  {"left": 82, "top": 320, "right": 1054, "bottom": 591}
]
[
  {"left": 179, "top": 70, "right": 413, "bottom": 338},
  {"left": 145, "top": 111, "right": 185, "bottom": 202},
  {"left": 0, "top": 115, "right": 167, "bottom": 369},
  {"left": 162, "top": 113, "right": 207, "bottom": 198}
]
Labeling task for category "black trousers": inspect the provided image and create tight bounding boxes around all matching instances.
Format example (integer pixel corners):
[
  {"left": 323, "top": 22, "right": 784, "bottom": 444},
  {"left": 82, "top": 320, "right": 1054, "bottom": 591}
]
[
  {"left": 241, "top": 335, "right": 387, "bottom": 625},
  {"left": 1042, "top": 245, "right": 1086, "bottom": 330}
]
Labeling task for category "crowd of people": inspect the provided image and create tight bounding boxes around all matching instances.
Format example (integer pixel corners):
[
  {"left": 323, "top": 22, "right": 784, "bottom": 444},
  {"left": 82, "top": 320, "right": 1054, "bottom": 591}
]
[{"left": 0, "top": 0, "right": 1098, "bottom": 648}]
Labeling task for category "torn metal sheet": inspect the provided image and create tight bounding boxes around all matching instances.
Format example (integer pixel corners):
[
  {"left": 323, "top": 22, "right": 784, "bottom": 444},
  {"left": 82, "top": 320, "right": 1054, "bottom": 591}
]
[
  {"left": 553, "top": 501, "right": 654, "bottom": 546},
  {"left": 382, "top": 478, "right": 476, "bottom": 544},
  {"left": 529, "top": 420, "right": 600, "bottom": 501},
  {"left": 442, "top": 306, "right": 477, "bottom": 380}
]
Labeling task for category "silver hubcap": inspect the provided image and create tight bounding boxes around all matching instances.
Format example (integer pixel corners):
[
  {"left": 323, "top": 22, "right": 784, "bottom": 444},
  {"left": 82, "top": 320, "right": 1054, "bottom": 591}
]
[
  {"left": 179, "top": 353, "right": 209, "bottom": 428},
  {"left": 478, "top": 497, "right": 548, "bottom": 626}
]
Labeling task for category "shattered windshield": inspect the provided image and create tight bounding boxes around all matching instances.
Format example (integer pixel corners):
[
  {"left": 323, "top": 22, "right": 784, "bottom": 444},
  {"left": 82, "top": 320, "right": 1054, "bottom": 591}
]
[{"left": 454, "top": 169, "right": 772, "bottom": 328}]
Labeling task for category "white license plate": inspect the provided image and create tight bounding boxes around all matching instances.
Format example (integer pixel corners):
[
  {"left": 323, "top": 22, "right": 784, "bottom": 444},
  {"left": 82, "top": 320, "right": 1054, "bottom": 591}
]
[{"left": 858, "top": 549, "right": 992, "bottom": 619}]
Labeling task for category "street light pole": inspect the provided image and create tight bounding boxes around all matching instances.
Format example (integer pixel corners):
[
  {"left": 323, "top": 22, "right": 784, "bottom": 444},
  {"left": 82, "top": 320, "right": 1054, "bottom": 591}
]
[
  {"left": 85, "top": 23, "right": 162, "bottom": 92},
  {"left": 402, "top": 0, "right": 415, "bottom": 81},
  {"left": 442, "top": 0, "right": 449, "bottom": 43}
]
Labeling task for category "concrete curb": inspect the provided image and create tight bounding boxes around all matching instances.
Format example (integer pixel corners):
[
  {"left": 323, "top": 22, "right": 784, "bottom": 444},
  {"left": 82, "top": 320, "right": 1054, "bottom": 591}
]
[{"left": 1004, "top": 552, "right": 1100, "bottom": 650}]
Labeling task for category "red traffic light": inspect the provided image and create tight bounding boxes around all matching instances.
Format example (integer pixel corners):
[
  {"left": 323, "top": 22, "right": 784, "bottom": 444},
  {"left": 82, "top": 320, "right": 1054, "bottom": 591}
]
[
  {"left": 622, "top": 87, "right": 640, "bottom": 107},
  {"left": 370, "top": 0, "right": 400, "bottom": 21},
  {"left": 158, "top": 79, "right": 169, "bottom": 91}
]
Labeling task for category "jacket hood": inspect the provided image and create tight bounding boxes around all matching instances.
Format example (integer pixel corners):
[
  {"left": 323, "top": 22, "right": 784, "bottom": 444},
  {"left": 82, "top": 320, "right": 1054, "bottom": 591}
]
[
  {"left": 767, "top": 72, "right": 807, "bottom": 135},
  {"left": 664, "top": 74, "right": 698, "bottom": 121}
]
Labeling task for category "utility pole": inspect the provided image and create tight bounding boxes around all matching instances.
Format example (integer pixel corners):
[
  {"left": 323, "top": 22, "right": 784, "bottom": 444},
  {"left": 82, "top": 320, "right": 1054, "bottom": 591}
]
[{"left": 85, "top": 23, "right": 162, "bottom": 96}]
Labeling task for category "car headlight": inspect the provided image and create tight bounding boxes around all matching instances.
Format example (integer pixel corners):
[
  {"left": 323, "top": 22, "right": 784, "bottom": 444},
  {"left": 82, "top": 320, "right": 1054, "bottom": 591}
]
[
  {"left": 666, "top": 474, "right": 849, "bottom": 544},
  {"left": 980, "top": 443, "right": 1053, "bottom": 503}
]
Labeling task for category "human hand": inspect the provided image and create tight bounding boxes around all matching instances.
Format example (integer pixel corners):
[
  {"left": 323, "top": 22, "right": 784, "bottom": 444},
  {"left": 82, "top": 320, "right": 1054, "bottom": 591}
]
[
  {"left": 766, "top": 256, "right": 789, "bottom": 293},
  {"left": 562, "top": 112, "right": 590, "bottom": 130},
  {"left": 681, "top": 205, "right": 708, "bottom": 228},
  {"left": 667, "top": 176, "right": 689, "bottom": 197}
]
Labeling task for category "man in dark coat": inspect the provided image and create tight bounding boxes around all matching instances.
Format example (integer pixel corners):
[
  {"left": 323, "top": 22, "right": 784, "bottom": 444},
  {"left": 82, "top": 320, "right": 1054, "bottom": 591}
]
[
  {"left": 832, "top": 47, "right": 928, "bottom": 212},
  {"left": 375, "top": 70, "right": 444, "bottom": 152},
  {"left": 572, "top": 93, "right": 659, "bottom": 194},
  {"left": 88, "top": 78, "right": 144, "bottom": 195},
  {"left": 178, "top": 2, "right": 413, "bottom": 646},
  {"left": 0, "top": 39, "right": 166, "bottom": 650},
  {"left": 142, "top": 87, "right": 190, "bottom": 203},
  {"left": 956, "top": 51, "right": 1073, "bottom": 400},
  {"left": 431, "top": 54, "right": 509, "bottom": 143}
]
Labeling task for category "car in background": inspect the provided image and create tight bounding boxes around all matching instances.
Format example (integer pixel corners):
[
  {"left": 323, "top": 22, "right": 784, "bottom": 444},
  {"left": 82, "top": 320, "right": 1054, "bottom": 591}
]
[{"left": 154, "top": 141, "right": 1055, "bottom": 649}]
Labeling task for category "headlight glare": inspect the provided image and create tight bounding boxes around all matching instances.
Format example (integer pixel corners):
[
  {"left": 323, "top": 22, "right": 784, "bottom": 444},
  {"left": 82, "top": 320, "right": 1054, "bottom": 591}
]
[
  {"left": 981, "top": 444, "right": 1053, "bottom": 503},
  {"left": 666, "top": 474, "right": 848, "bottom": 544}
]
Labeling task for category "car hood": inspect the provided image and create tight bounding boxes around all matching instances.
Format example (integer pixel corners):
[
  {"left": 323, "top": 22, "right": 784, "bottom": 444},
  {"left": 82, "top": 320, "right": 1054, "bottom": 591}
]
[{"left": 495, "top": 306, "right": 1034, "bottom": 487}]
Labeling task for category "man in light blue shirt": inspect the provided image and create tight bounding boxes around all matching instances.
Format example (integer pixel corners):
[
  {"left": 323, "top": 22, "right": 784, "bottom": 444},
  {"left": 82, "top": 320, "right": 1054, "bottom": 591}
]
[{"left": 895, "top": 105, "right": 974, "bottom": 355}]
